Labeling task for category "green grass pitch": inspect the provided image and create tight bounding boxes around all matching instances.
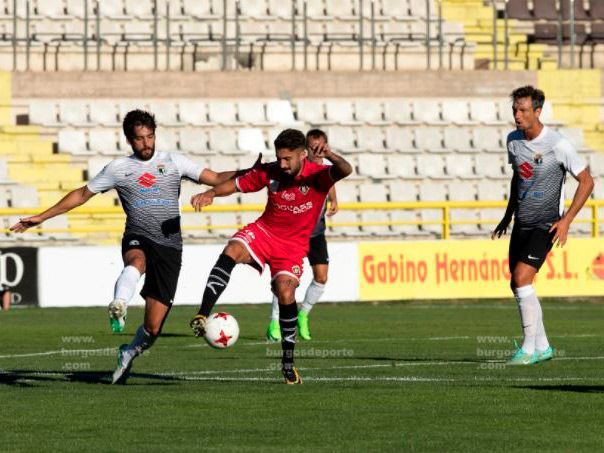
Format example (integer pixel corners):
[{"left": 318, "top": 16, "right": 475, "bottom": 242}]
[{"left": 1, "top": 300, "right": 603, "bottom": 452}]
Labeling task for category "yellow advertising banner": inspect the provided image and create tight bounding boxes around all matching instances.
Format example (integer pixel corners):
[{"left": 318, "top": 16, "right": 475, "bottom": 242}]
[{"left": 358, "top": 238, "right": 604, "bottom": 300}]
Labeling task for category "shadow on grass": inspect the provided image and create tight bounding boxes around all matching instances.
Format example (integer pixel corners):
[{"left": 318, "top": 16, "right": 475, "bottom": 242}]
[
  {"left": 0, "top": 369, "right": 282, "bottom": 386},
  {"left": 349, "top": 356, "right": 485, "bottom": 364},
  {"left": 519, "top": 385, "right": 604, "bottom": 394}
]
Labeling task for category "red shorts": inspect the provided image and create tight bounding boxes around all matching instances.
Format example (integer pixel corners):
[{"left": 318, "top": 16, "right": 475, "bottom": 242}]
[{"left": 230, "top": 222, "right": 305, "bottom": 281}]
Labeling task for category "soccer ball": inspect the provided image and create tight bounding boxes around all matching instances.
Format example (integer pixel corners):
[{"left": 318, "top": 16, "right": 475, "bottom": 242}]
[{"left": 204, "top": 312, "right": 239, "bottom": 349}]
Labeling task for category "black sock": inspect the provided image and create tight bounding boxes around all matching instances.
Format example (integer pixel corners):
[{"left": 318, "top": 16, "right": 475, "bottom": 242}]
[
  {"left": 199, "top": 254, "right": 236, "bottom": 316},
  {"left": 279, "top": 302, "right": 298, "bottom": 369}
]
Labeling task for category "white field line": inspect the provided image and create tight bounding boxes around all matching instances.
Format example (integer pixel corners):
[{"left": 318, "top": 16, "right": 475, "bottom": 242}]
[
  {"left": 1, "top": 332, "right": 601, "bottom": 358},
  {"left": 0, "top": 348, "right": 117, "bottom": 359}
]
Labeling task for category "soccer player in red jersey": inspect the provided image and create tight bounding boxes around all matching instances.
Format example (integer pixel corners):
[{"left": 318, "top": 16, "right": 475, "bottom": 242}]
[{"left": 188, "top": 129, "right": 353, "bottom": 384}]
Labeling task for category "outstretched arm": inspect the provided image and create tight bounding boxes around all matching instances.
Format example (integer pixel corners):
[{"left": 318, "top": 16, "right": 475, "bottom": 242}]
[
  {"left": 198, "top": 153, "right": 263, "bottom": 187},
  {"left": 191, "top": 179, "right": 238, "bottom": 212},
  {"left": 10, "top": 185, "right": 96, "bottom": 232},
  {"left": 549, "top": 168, "right": 594, "bottom": 247},
  {"left": 491, "top": 173, "right": 518, "bottom": 240}
]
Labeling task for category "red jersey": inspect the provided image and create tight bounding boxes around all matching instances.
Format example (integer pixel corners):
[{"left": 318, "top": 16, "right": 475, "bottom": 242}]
[{"left": 235, "top": 159, "right": 335, "bottom": 252}]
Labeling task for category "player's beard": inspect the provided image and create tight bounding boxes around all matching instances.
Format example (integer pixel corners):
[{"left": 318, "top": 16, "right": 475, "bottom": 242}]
[{"left": 135, "top": 146, "right": 155, "bottom": 161}]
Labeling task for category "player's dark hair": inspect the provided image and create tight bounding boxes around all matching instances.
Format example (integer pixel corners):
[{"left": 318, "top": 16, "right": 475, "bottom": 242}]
[
  {"left": 274, "top": 128, "right": 306, "bottom": 151},
  {"left": 123, "top": 109, "right": 157, "bottom": 140},
  {"left": 511, "top": 86, "right": 545, "bottom": 111},
  {"left": 305, "top": 129, "right": 328, "bottom": 148}
]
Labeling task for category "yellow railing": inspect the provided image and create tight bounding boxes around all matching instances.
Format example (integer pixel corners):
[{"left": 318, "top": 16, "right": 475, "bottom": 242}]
[{"left": 2, "top": 200, "right": 602, "bottom": 239}]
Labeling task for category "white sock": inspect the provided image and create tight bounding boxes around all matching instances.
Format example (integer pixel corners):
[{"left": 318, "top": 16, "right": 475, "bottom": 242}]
[
  {"left": 126, "top": 324, "right": 156, "bottom": 357},
  {"left": 301, "top": 280, "right": 325, "bottom": 313},
  {"left": 514, "top": 285, "right": 539, "bottom": 354},
  {"left": 534, "top": 299, "right": 550, "bottom": 351},
  {"left": 113, "top": 265, "right": 141, "bottom": 305},
  {"left": 270, "top": 295, "right": 279, "bottom": 321}
]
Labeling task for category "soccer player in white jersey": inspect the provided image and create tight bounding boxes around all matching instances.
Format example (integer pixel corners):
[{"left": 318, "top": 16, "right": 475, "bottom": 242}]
[
  {"left": 10, "top": 110, "right": 248, "bottom": 384},
  {"left": 492, "top": 86, "right": 593, "bottom": 365},
  {"left": 266, "top": 129, "right": 338, "bottom": 342}
]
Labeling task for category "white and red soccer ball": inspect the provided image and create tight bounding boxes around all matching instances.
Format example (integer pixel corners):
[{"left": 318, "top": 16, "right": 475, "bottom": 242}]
[{"left": 204, "top": 312, "right": 239, "bottom": 349}]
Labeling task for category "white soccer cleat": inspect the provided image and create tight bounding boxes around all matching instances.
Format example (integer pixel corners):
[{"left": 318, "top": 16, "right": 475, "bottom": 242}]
[
  {"left": 112, "top": 344, "right": 134, "bottom": 385},
  {"left": 108, "top": 299, "right": 127, "bottom": 333}
]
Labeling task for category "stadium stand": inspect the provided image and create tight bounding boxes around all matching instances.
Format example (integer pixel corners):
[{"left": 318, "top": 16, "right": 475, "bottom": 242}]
[
  {"left": 0, "top": 0, "right": 476, "bottom": 72},
  {"left": 9, "top": 86, "right": 601, "bottom": 243}
]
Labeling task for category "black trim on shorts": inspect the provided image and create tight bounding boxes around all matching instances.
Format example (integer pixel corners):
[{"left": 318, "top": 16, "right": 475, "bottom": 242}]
[
  {"left": 121, "top": 234, "right": 182, "bottom": 306},
  {"left": 509, "top": 225, "right": 555, "bottom": 272},
  {"left": 307, "top": 234, "right": 329, "bottom": 266}
]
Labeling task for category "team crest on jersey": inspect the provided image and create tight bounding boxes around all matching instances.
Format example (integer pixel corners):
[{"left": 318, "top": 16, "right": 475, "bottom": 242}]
[
  {"left": 292, "top": 265, "right": 301, "bottom": 276},
  {"left": 157, "top": 164, "right": 166, "bottom": 175},
  {"left": 533, "top": 153, "right": 543, "bottom": 164},
  {"left": 299, "top": 185, "right": 309, "bottom": 195},
  {"left": 269, "top": 179, "right": 279, "bottom": 193}
]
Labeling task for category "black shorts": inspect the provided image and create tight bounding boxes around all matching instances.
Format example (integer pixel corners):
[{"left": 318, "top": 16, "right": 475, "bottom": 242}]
[
  {"left": 122, "top": 234, "right": 182, "bottom": 306},
  {"left": 509, "top": 225, "right": 555, "bottom": 272},
  {"left": 307, "top": 234, "right": 329, "bottom": 266}
]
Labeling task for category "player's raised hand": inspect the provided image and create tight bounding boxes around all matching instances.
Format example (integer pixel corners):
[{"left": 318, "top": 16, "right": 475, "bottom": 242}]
[
  {"left": 191, "top": 190, "right": 215, "bottom": 212},
  {"left": 549, "top": 217, "right": 571, "bottom": 247},
  {"left": 491, "top": 217, "right": 511, "bottom": 240},
  {"left": 312, "top": 142, "right": 331, "bottom": 160},
  {"left": 10, "top": 215, "right": 43, "bottom": 233}
]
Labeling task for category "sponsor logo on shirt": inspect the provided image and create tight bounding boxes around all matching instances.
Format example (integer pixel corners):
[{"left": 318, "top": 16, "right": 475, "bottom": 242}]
[
  {"left": 281, "top": 191, "right": 296, "bottom": 201},
  {"left": 518, "top": 162, "right": 534, "bottom": 180},
  {"left": 272, "top": 201, "right": 313, "bottom": 214},
  {"left": 133, "top": 199, "right": 177, "bottom": 208},
  {"left": 138, "top": 172, "right": 156, "bottom": 188}
]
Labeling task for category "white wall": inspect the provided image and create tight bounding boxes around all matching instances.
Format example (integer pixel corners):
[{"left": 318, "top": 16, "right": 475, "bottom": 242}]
[{"left": 38, "top": 243, "right": 359, "bottom": 307}]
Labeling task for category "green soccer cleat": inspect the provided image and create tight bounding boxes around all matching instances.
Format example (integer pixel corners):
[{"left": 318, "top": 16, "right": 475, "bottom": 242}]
[
  {"left": 506, "top": 346, "right": 537, "bottom": 365},
  {"left": 534, "top": 346, "right": 555, "bottom": 364},
  {"left": 111, "top": 344, "right": 134, "bottom": 385},
  {"left": 297, "top": 310, "right": 312, "bottom": 341},
  {"left": 282, "top": 366, "right": 302, "bottom": 384},
  {"left": 189, "top": 314, "right": 207, "bottom": 338},
  {"left": 265, "top": 319, "right": 281, "bottom": 342},
  {"left": 108, "top": 299, "right": 127, "bottom": 333}
]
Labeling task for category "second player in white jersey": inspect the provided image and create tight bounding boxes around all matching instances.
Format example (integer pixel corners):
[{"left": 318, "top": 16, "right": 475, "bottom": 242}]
[{"left": 493, "top": 86, "right": 593, "bottom": 366}]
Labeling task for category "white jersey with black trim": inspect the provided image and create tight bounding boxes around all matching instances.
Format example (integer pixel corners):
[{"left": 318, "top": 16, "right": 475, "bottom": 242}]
[
  {"left": 507, "top": 126, "right": 586, "bottom": 229},
  {"left": 87, "top": 151, "right": 204, "bottom": 250}
]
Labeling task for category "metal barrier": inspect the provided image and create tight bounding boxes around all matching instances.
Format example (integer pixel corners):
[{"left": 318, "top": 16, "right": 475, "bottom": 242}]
[
  {"left": 2, "top": 199, "right": 602, "bottom": 240},
  {"left": 5, "top": 0, "right": 468, "bottom": 72}
]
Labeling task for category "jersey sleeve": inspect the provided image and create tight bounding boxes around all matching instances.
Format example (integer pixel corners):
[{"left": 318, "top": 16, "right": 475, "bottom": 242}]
[
  {"left": 313, "top": 166, "right": 336, "bottom": 193},
  {"left": 235, "top": 164, "right": 269, "bottom": 193},
  {"left": 554, "top": 137, "right": 586, "bottom": 177},
  {"left": 87, "top": 161, "right": 117, "bottom": 194},
  {"left": 506, "top": 132, "right": 516, "bottom": 166},
  {"left": 171, "top": 153, "right": 205, "bottom": 182}
]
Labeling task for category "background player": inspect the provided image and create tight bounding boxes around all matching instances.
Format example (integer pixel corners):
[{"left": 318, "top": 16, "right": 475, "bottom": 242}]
[
  {"left": 266, "top": 129, "right": 338, "bottom": 342},
  {"left": 492, "top": 86, "right": 593, "bottom": 365},
  {"left": 0, "top": 283, "right": 11, "bottom": 311},
  {"left": 188, "top": 128, "right": 352, "bottom": 384},
  {"left": 10, "top": 109, "right": 248, "bottom": 384}
]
